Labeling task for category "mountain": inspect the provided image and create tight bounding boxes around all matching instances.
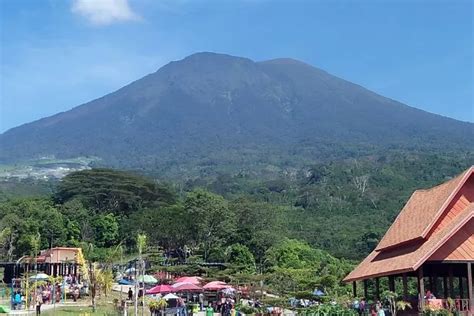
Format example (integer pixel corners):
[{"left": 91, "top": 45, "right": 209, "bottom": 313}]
[{"left": 1, "top": 52, "right": 473, "bottom": 172}]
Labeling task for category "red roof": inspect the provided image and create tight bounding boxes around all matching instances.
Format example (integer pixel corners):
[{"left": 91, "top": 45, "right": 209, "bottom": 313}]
[
  {"left": 171, "top": 282, "right": 202, "bottom": 292},
  {"left": 146, "top": 284, "right": 173, "bottom": 295},
  {"left": 203, "top": 281, "right": 231, "bottom": 291},
  {"left": 376, "top": 167, "right": 473, "bottom": 251},
  {"left": 174, "top": 276, "right": 202, "bottom": 285},
  {"left": 344, "top": 166, "right": 474, "bottom": 282}
]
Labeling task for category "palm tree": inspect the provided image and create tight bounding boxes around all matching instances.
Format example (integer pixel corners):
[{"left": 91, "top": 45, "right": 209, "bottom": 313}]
[
  {"left": 47, "top": 275, "right": 63, "bottom": 307},
  {"left": 147, "top": 298, "right": 168, "bottom": 316},
  {"left": 25, "top": 233, "right": 41, "bottom": 310},
  {"left": 383, "top": 291, "right": 412, "bottom": 316},
  {"left": 89, "top": 262, "right": 99, "bottom": 312},
  {"left": 136, "top": 233, "right": 147, "bottom": 316},
  {"left": 99, "top": 270, "right": 114, "bottom": 297}
]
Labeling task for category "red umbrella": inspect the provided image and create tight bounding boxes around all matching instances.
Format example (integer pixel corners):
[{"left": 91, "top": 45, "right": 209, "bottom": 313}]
[
  {"left": 175, "top": 276, "right": 202, "bottom": 285},
  {"left": 146, "top": 284, "right": 173, "bottom": 295},
  {"left": 172, "top": 282, "right": 202, "bottom": 292},
  {"left": 203, "top": 281, "right": 231, "bottom": 291}
]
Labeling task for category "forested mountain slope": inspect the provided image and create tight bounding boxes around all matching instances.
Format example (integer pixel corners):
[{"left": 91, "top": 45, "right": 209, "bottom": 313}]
[{"left": 1, "top": 52, "right": 472, "bottom": 172}]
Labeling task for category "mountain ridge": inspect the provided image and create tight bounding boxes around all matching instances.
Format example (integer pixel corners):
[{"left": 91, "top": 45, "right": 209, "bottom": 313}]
[{"left": 1, "top": 52, "right": 473, "bottom": 171}]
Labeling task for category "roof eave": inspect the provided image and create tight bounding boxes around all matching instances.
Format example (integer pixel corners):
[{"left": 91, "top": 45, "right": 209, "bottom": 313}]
[{"left": 343, "top": 267, "right": 414, "bottom": 283}]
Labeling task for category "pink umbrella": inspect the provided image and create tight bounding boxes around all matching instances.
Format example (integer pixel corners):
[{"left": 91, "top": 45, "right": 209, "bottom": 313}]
[
  {"left": 203, "top": 281, "right": 231, "bottom": 291},
  {"left": 172, "top": 282, "right": 202, "bottom": 292},
  {"left": 146, "top": 284, "right": 173, "bottom": 295},
  {"left": 175, "top": 276, "right": 202, "bottom": 285}
]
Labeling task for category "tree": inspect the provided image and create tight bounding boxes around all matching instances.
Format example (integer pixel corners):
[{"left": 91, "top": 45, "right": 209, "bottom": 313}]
[
  {"left": 264, "top": 239, "right": 352, "bottom": 294},
  {"left": 184, "top": 189, "right": 235, "bottom": 260},
  {"left": 92, "top": 214, "right": 119, "bottom": 247},
  {"left": 55, "top": 169, "right": 176, "bottom": 215},
  {"left": 60, "top": 199, "right": 93, "bottom": 242},
  {"left": 225, "top": 243, "right": 256, "bottom": 272},
  {"left": 97, "top": 269, "right": 114, "bottom": 297},
  {"left": 0, "top": 227, "right": 16, "bottom": 261},
  {"left": 382, "top": 291, "right": 411, "bottom": 316},
  {"left": 148, "top": 297, "right": 168, "bottom": 316},
  {"left": 137, "top": 233, "right": 147, "bottom": 316},
  {"left": 230, "top": 199, "right": 285, "bottom": 264}
]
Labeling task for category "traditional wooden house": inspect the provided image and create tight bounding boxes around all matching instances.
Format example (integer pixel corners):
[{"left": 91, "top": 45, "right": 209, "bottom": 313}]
[
  {"left": 344, "top": 166, "right": 474, "bottom": 315},
  {"left": 36, "top": 247, "right": 84, "bottom": 277},
  {"left": 1, "top": 247, "right": 85, "bottom": 284}
]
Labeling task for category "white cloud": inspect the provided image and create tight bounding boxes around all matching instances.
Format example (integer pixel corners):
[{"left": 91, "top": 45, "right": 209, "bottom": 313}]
[{"left": 71, "top": 0, "right": 140, "bottom": 26}]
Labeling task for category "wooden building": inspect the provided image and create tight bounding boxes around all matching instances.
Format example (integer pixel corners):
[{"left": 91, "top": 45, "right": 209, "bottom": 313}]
[
  {"left": 1, "top": 247, "right": 84, "bottom": 284},
  {"left": 36, "top": 247, "right": 82, "bottom": 264},
  {"left": 344, "top": 166, "right": 474, "bottom": 315}
]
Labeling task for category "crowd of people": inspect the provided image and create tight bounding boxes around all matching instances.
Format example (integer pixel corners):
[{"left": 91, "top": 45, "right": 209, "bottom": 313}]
[
  {"left": 210, "top": 295, "right": 237, "bottom": 316},
  {"left": 9, "top": 274, "right": 83, "bottom": 314},
  {"left": 352, "top": 298, "right": 386, "bottom": 316}
]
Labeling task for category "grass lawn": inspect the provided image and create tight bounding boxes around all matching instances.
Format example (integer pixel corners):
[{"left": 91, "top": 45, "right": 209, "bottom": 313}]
[
  {"left": 42, "top": 305, "right": 151, "bottom": 316},
  {"left": 42, "top": 292, "right": 152, "bottom": 316},
  {"left": 42, "top": 305, "right": 119, "bottom": 316}
]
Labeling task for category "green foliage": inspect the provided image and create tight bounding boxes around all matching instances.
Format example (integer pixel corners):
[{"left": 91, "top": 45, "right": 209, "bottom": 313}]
[
  {"left": 55, "top": 168, "right": 176, "bottom": 215},
  {"left": 92, "top": 213, "right": 119, "bottom": 247},
  {"left": 230, "top": 198, "right": 285, "bottom": 264},
  {"left": 225, "top": 243, "right": 256, "bottom": 272},
  {"left": 305, "top": 304, "right": 358, "bottom": 316},
  {"left": 382, "top": 291, "right": 412, "bottom": 316},
  {"left": 184, "top": 189, "right": 235, "bottom": 260},
  {"left": 0, "top": 197, "right": 66, "bottom": 258},
  {"left": 137, "top": 233, "right": 147, "bottom": 256},
  {"left": 264, "top": 239, "right": 352, "bottom": 295},
  {"left": 0, "top": 153, "right": 472, "bottom": 298}
]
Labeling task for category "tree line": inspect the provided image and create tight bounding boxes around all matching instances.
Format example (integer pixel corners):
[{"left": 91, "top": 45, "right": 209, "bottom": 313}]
[{"left": 0, "top": 152, "right": 472, "bottom": 296}]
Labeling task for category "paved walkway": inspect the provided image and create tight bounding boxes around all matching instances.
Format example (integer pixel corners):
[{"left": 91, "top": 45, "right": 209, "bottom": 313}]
[{"left": 7, "top": 302, "right": 89, "bottom": 315}]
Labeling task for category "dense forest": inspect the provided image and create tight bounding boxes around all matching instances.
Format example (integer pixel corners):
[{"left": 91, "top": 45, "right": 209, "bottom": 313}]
[{"left": 0, "top": 151, "right": 472, "bottom": 295}]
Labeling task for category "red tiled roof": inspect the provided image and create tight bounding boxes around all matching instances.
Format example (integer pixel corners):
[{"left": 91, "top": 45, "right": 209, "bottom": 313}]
[
  {"left": 344, "top": 166, "right": 474, "bottom": 283},
  {"left": 376, "top": 167, "right": 474, "bottom": 251},
  {"left": 344, "top": 203, "right": 474, "bottom": 282}
]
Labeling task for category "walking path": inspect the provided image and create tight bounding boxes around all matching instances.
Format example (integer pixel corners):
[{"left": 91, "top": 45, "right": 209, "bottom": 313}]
[{"left": 7, "top": 301, "right": 89, "bottom": 315}]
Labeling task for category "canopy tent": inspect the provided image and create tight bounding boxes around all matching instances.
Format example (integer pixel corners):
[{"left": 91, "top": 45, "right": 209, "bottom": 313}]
[
  {"left": 312, "top": 289, "right": 324, "bottom": 296},
  {"left": 118, "top": 279, "right": 133, "bottom": 285},
  {"left": 29, "top": 273, "right": 50, "bottom": 281},
  {"left": 137, "top": 275, "right": 158, "bottom": 284},
  {"left": 221, "top": 287, "right": 236, "bottom": 296},
  {"left": 171, "top": 282, "right": 202, "bottom": 292},
  {"left": 163, "top": 293, "right": 179, "bottom": 300},
  {"left": 203, "top": 281, "right": 231, "bottom": 291},
  {"left": 125, "top": 267, "right": 136, "bottom": 274},
  {"left": 175, "top": 276, "right": 202, "bottom": 285},
  {"left": 146, "top": 284, "right": 173, "bottom": 295}
]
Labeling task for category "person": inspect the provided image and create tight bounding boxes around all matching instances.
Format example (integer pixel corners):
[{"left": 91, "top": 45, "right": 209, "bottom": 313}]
[
  {"left": 370, "top": 305, "right": 377, "bottom": 316},
  {"left": 14, "top": 291, "right": 21, "bottom": 310},
  {"left": 35, "top": 293, "right": 43, "bottom": 315},
  {"left": 128, "top": 287, "right": 133, "bottom": 301},
  {"left": 376, "top": 302, "right": 385, "bottom": 316},
  {"left": 199, "top": 293, "right": 204, "bottom": 311},
  {"left": 72, "top": 287, "right": 79, "bottom": 302},
  {"left": 359, "top": 298, "right": 366, "bottom": 316},
  {"left": 425, "top": 290, "right": 435, "bottom": 299},
  {"left": 178, "top": 297, "right": 186, "bottom": 316},
  {"left": 206, "top": 304, "right": 214, "bottom": 316}
]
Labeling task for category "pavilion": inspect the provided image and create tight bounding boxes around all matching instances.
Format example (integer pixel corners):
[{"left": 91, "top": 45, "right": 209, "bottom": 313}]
[{"left": 344, "top": 166, "right": 474, "bottom": 315}]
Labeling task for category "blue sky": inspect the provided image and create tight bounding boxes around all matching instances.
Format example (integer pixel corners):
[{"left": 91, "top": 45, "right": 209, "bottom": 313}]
[{"left": 1, "top": 0, "right": 472, "bottom": 132}]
